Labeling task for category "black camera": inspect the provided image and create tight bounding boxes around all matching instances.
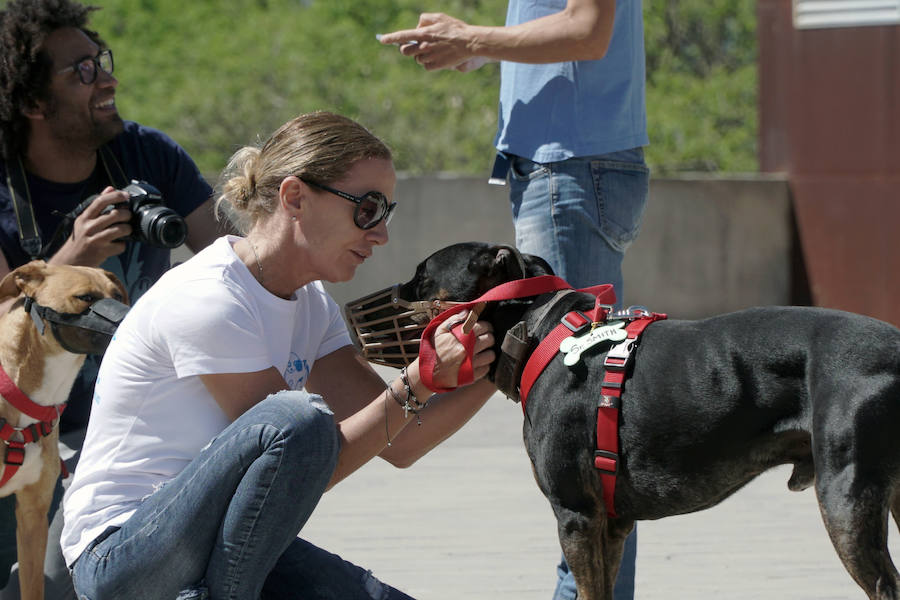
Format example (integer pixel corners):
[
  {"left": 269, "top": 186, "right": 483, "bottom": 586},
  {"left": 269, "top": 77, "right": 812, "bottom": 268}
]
[{"left": 70, "top": 180, "right": 188, "bottom": 249}]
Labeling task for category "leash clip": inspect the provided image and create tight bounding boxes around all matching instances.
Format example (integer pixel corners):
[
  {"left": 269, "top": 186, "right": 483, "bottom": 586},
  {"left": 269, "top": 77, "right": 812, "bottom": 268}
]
[
  {"left": 610, "top": 305, "right": 651, "bottom": 320},
  {"left": 605, "top": 339, "right": 634, "bottom": 361},
  {"left": 603, "top": 339, "right": 634, "bottom": 370}
]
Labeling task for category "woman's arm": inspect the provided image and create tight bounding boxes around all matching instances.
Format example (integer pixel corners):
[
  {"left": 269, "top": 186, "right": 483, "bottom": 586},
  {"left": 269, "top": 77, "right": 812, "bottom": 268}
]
[
  {"left": 199, "top": 360, "right": 416, "bottom": 490},
  {"left": 307, "top": 319, "right": 496, "bottom": 487},
  {"left": 199, "top": 367, "right": 290, "bottom": 421}
]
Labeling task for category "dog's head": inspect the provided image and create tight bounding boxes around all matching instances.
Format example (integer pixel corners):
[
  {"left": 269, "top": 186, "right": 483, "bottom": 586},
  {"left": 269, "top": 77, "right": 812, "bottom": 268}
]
[
  {"left": 345, "top": 242, "right": 553, "bottom": 368},
  {"left": 397, "top": 242, "right": 554, "bottom": 305},
  {"left": 0, "top": 261, "right": 129, "bottom": 355}
]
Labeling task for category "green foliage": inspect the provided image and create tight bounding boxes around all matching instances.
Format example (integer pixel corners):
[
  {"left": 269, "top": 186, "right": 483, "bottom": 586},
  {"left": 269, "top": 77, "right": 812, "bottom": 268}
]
[
  {"left": 86, "top": 0, "right": 757, "bottom": 177},
  {"left": 644, "top": 0, "right": 758, "bottom": 173}
]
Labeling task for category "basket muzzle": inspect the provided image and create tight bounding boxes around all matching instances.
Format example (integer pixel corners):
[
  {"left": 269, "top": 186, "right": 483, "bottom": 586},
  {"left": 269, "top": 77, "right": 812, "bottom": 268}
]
[{"left": 344, "top": 284, "right": 465, "bottom": 368}]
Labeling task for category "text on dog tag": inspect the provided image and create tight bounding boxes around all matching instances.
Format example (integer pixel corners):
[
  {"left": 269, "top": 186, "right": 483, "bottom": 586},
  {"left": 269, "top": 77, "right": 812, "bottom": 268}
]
[{"left": 560, "top": 321, "right": 628, "bottom": 367}]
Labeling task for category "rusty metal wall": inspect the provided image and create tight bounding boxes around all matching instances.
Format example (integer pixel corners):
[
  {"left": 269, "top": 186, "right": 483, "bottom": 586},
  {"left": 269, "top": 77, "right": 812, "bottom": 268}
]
[{"left": 757, "top": 0, "right": 900, "bottom": 326}]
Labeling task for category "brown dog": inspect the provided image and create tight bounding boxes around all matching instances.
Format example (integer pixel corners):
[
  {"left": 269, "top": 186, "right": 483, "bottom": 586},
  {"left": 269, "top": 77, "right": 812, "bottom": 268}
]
[{"left": 0, "top": 261, "right": 127, "bottom": 600}]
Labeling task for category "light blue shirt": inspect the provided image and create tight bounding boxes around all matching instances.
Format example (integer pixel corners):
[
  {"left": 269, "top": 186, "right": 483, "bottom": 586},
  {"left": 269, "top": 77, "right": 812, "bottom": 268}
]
[{"left": 495, "top": 0, "right": 648, "bottom": 162}]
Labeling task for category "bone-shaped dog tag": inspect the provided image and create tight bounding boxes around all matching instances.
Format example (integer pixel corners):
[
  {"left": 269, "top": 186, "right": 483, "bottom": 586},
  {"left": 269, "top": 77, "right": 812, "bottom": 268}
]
[{"left": 560, "top": 321, "right": 628, "bottom": 367}]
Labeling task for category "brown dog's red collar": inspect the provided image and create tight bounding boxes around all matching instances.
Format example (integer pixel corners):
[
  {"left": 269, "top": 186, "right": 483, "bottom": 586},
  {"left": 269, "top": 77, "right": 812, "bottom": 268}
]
[
  {"left": 0, "top": 364, "right": 66, "bottom": 423},
  {"left": 0, "top": 363, "right": 66, "bottom": 487}
]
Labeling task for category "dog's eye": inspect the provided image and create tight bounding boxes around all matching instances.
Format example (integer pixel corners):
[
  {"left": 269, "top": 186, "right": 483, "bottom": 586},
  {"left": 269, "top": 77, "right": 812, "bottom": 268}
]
[{"left": 76, "top": 294, "right": 97, "bottom": 304}]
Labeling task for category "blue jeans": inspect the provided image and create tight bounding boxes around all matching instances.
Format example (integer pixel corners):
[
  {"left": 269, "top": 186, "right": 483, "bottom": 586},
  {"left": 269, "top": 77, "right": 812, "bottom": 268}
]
[
  {"left": 71, "top": 391, "right": 414, "bottom": 600},
  {"left": 508, "top": 148, "right": 649, "bottom": 299},
  {"left": 507, "top": 148, "right": 649, "bottom": 600}
]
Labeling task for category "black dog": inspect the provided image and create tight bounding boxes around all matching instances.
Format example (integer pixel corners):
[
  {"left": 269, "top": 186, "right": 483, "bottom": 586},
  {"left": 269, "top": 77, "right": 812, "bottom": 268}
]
[{"left": 394, "top": 241, "right": 900, "bottom": 600}]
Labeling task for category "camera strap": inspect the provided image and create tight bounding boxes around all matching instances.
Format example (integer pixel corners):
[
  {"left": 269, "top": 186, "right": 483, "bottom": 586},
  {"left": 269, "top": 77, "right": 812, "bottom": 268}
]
[
  {"left": 98, "top": 144, "right": 129, "bottom": 189},
  {"left": 5, "top": 156, "right": 43, "bottom": 260},
  {"left": 3, "top": 145, "right": 129, "bottom": 261}
]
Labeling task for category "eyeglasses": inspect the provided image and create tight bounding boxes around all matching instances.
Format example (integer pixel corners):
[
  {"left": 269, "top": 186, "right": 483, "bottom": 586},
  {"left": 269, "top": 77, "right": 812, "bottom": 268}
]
[
  {"left": 299, "top": 177, "right": 396, "bottom": 230},
  {"left": 56, "top": 49, "right": 114, "bottom": 85}
]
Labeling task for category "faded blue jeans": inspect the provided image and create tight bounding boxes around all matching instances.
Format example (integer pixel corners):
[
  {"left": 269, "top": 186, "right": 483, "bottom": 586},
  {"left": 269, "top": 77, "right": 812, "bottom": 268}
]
[
  {"left": 508, "top": 148, "right": 649, "bottom": 300},
  {"left": 507, "top": 148, "right": 649, "bottom": 600},
  {"left": 70, "top": 391, "right": 414, "bottom": 600}
]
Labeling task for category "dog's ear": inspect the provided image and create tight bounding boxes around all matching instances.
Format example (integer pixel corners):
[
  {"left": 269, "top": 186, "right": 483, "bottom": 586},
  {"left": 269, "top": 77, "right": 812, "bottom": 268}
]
[
  {"left": 0, "top": 260, "right": 48, "bottom": 302},
  {"left": 494, "top": 247, "right": 521, "bottom": 278},
  {"left": 466, "top": 244, "right": 531, "bottom": 294},
  {"left": 469, "top": 245, "right": 518, "bottom": 281},
  {"left": 522, "top": 253, "right": 555, "bottom": 277},
  {"left": 102, "top": 269, "right": 129, "bottom": 304},
  {"left": 0, "top": 271, "right": 20, "bottom": 302}
]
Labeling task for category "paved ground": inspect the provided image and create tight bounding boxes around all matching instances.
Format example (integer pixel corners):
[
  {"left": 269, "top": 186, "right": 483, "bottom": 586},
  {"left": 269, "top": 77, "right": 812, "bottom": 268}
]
[{"left": 302, "top": 368, "right": 900, "bottom": 599}]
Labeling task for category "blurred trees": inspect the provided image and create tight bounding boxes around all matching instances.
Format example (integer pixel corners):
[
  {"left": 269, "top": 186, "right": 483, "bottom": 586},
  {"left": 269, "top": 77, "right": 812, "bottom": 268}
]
[
  {"left": 90, "top": 0, "right": 757, "bottom": 177},
  {"left": 644, "top": 0, "right": 757, "bottom": 172}
]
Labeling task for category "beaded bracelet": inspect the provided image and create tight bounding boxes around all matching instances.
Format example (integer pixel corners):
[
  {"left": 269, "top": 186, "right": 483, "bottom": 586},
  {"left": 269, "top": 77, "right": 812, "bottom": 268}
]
[
  {"left": 387, "top": 382, "right": 416, "bottom": 418},
  {"left": 400, "top": 366, "right": 429, "bottom": 413},
  {"left": 387, "top": 367, "right": 428, "bottom": 426}
]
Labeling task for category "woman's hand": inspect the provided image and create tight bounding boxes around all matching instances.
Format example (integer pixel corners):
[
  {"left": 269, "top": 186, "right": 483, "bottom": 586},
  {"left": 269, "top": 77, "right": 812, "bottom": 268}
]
[{"left": 428, "top": 311, "right": 496, "bottom": 390}]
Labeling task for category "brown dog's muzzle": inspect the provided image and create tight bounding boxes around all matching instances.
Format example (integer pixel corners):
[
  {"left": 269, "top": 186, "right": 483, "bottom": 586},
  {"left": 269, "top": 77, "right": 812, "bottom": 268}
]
[
  {"left": 344, "top": 284, "right": 464, "bottom": 368},
  {"left": 25, "top": 296, "right": 130, "bottom": 355}
]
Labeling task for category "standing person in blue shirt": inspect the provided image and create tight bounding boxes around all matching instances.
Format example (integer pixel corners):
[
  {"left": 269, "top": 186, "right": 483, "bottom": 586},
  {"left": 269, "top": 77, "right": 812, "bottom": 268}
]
[
  {"left": 379, "top": 1, "right": 649, "bottom": 598},
  {"left": 0, "top": 0, "right": 227, "bottom": 597}
]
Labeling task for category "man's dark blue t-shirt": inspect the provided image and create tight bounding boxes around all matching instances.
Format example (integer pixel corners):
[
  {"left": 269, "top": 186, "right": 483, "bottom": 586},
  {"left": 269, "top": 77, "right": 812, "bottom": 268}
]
[{"left": 0, "top": 121, "right": 212, "bottom": 432}]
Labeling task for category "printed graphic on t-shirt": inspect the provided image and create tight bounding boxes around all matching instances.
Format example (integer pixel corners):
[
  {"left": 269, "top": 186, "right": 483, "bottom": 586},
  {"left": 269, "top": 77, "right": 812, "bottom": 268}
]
[
  {"left": 284, "top": 354, "right": 310, "bottom": 389},
  {"left": 106, "top": 243, "right": 155, "bottom": 302}
]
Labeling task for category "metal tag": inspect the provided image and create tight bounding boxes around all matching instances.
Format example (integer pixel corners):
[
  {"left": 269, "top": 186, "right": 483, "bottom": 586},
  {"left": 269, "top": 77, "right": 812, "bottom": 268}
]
[{"left": 560, "top": 321, "right": 628, "bottom": 367}]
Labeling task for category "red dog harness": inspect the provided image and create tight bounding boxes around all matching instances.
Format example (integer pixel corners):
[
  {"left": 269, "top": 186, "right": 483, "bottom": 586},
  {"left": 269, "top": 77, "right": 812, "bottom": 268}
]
[
  {"left": 418, "top": 277, "right": 666, "bottom": 518},
  {"left": 520, "top": 307, "right": 666, "bottom": 517},
  {"left": 0, "top": 364, "right": 67, "bottom": 487}
]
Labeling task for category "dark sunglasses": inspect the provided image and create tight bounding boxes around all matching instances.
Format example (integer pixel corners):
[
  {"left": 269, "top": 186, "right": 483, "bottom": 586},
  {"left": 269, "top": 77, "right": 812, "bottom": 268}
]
[
  {"left": 56, "top": 49, "right": 114, "bottom": 85},
  {"left": 299, "top": 177, "right": 396, "bottom": 230}
]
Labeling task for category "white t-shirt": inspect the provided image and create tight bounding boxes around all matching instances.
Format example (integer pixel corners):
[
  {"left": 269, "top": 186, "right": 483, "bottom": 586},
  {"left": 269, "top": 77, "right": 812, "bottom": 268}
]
[{"left": 61, "top": 236, "right": 351, "bottom": 566}]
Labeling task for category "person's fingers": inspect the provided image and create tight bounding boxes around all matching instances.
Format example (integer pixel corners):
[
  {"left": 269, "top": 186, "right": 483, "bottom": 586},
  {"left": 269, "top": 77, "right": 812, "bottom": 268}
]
[
  {"left": 441, "top": 312, "right": 467, "bottom": 331},
  {"left": 377, "top": 28, "right": 419, "bottom": 45},
  {"left": 467, "top": 319, "right": 493, "bottom": 336},
  {"left": 471, "top": 348, "right": 496, "bottom": 368},
  {"left": 417, "top": 12, "right": 445, "bottom": 27},
  {"left": 473, "top": 330, "right": 495, "bottom": 354},
  {"left": 80, "top": 188, "right": 128, "bottom": 219},
  {"left": 472, "top": 364, "right": 493, "bottom": 382}
]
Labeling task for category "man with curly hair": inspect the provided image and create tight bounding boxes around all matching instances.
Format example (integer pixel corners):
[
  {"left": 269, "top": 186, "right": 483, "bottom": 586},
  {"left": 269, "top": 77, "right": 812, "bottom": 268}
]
[{"left": 0, "top": 0, "right": 227, "bottom": 597}]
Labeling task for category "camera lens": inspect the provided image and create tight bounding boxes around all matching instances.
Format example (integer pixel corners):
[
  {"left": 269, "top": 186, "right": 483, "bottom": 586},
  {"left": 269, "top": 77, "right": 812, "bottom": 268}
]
[{"left": 137, "top": 205, "right": 188, "bottom": 248}]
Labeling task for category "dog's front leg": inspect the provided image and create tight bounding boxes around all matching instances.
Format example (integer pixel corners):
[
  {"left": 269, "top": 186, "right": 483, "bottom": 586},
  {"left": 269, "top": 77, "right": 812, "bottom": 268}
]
[
  {"left": 555, "top": 506, "right": 631, "bottom": 600},
  {"left": 15, "top": 437, "right": 60, "bottom": 600}
]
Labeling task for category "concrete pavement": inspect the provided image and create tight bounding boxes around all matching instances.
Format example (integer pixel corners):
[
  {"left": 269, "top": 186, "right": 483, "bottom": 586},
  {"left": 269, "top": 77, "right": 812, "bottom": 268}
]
[{"left": 302, "top": 368, "right": 899, "bottom": 599}]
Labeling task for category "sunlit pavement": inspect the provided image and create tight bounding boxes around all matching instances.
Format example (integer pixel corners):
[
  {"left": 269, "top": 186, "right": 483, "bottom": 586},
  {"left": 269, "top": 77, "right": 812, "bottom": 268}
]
[{"left": 302, "top": 369, "right": 899, "bottom": 599}]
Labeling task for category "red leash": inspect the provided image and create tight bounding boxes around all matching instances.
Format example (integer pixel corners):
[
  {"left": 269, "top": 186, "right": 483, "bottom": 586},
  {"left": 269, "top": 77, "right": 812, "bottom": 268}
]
[
  {"left": 418, "top": 275, "right": 611, "bottom": 392},
  {"left": 0, "top": 364, "right": 67, "bottom": 487}
]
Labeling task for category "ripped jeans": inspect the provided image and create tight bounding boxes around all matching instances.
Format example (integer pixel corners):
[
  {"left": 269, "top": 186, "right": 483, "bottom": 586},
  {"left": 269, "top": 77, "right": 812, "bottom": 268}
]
[{"left": 70, "top": 391, "right": 414, "bottom": 600}]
